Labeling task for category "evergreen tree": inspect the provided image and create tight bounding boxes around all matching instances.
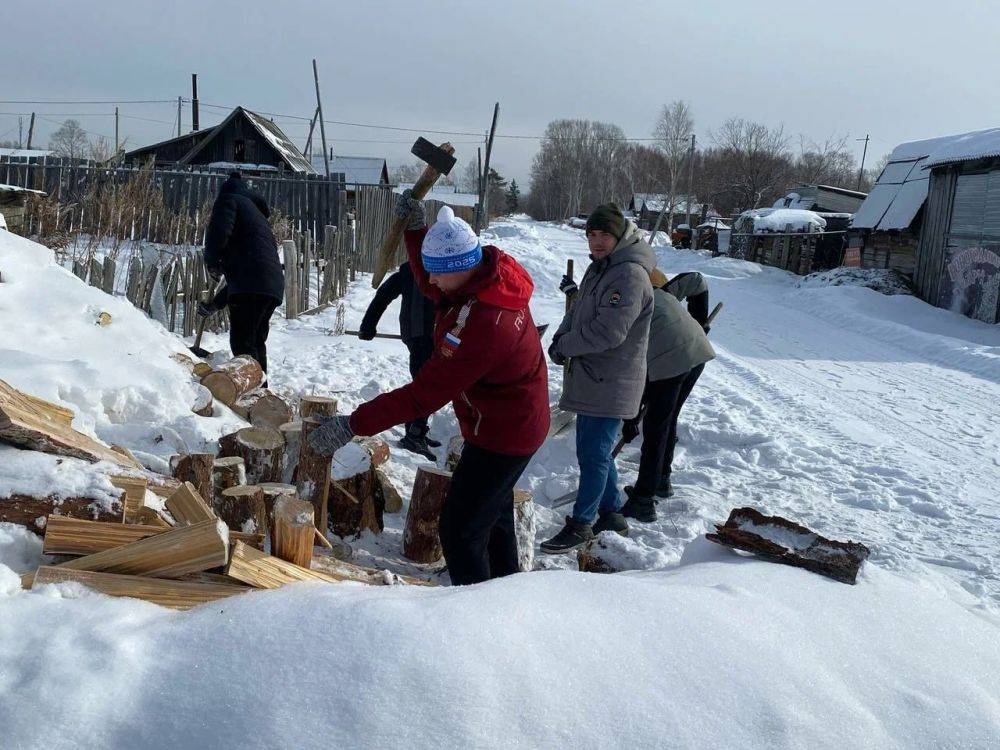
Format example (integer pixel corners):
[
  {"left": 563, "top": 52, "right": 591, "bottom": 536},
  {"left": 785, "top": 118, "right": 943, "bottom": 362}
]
[{"left": 505, "top": 179, "right": 521, "bottom": 213}]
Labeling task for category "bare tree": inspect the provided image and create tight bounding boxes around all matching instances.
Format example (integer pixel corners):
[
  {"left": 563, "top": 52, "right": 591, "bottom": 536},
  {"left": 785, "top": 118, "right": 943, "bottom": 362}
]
[
  {"left": 709, "top": 118, "right": 792, "bottom": 211},
  {"left": 859, "top": 152, "right": 891, "bottom": 192},
  {"left": 792, "top": 135, "right": 856, "bottom": 188},
  {"left": 390, "top": 159, "right": 454, "bottom": 187},
  {"left": 49, "top": 119, "right": 89, "bottom": 159},
  {"left": 652, "top": 100, "right": 694, "bottom": 231}
]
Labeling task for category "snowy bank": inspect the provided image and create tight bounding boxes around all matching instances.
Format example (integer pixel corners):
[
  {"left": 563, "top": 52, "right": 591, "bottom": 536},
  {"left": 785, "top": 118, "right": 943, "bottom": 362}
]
[{"left": 796, "top": 267, "right": 914, "bottom": 296}]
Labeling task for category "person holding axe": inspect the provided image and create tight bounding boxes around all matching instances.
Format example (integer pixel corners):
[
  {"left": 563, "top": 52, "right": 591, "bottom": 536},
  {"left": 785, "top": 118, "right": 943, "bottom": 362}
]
[
  {"left": 540, "top": 203, "right": 654, "bottom": 554},
  {"left": 619, "top": 269, "right": 715, "bottom": 522},
  {"left": 357, "top": 260, "right": 440, "bottom": 461},
  {"left": 201, "top": 172, "right": 284, "bottom": 380},
  {"left": 307, "top": 192, "right": 549, "bottom": 585}
]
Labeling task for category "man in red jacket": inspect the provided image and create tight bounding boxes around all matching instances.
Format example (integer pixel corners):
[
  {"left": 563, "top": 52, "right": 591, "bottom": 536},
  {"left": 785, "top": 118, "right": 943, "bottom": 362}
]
[{"left": 308, "top": 193, "right": 549, "bottom": 585}]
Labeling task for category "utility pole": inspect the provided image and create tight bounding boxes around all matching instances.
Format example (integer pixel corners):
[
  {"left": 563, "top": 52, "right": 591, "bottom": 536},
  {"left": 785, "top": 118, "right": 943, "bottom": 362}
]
[
  {"left": 26, "top": 113, "right": 35, "bottom": 150},
  {"left": 312, "top": 59, "right": 330, "bottom": 177},
  {"left": 302, "top": 106, "right": 319, "bottom": 158},
  {"left": 191, "top": 74, "right": 200, "bottom": 132},
  {"left": 176, "top": 96, "right": 182, "bottom": 138},
  {"left": 114, "top": 107, "right": 119, "bottom": 154},
  {"left": 18, "top": 117, "right": 23, "bottom": 148},
  {"left": 685, "top": 133, "right": 696, "bottom": 232},
  {"left": 856, "top": 133, "right": 870, "bottom": 190},
  {"left": 476, "top": 147, "right": 483, "bottom": 226},
  {"left": 477, "top": 102, "right": 500, "bottom": 233}
]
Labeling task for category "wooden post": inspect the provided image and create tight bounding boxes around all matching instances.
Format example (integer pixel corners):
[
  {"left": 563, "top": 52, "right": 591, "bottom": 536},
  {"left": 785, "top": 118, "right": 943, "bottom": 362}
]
[
  {"left": 218, "top": 426, "right": 285, "bottom": 485},
  {"left": 169, "top": 453, "right": 214, "bottom": 506},
  {"left": 218, "top": 485, "right": 267, "bottom": 536},
  {"left": 296, "top": 418, "right": 331, "bottom": 535},
  {"left": 403, "top": 466, "right": 452, "bottom": 563},
  {"left": 478, "top": 102, "right": 500, "bottom": 231},
  {"left": 272, "top": 496, "right": 315, "bottom": 568},
  {"left": 312, "top": 59, "right": 330, "bottom": 178},
  {"left": 283, "top": 239, "right": 299, "bottom": 319}
]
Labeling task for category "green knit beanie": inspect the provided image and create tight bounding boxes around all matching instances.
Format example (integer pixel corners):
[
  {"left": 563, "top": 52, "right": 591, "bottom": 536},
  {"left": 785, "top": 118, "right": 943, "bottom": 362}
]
[{"left": 585, "top": 203, "right": 627, "bottom": 240}]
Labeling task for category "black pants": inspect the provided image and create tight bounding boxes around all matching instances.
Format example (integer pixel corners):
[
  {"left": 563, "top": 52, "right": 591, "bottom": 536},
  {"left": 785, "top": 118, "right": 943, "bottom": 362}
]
[
  {"left": 228, "top": 293, "right": 280, "bottom": 375},
  {"left": 634, "top": 364, "right": 705, "bottom": 497},
  {"left": 404, "top": 336, "right": 434, "bottom": 437},
  {"left": 439, "top": 442, "right": 533, "bottom": 585}
]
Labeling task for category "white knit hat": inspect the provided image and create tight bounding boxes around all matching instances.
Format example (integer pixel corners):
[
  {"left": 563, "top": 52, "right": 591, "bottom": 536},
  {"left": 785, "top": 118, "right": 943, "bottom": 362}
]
[{"left": 421, "top": 206, "right": 482, "bottom": 274}]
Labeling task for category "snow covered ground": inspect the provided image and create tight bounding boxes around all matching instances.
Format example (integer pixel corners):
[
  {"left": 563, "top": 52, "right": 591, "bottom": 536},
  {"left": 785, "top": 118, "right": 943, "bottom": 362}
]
[{"left": 2, "top": 217, "right": 1000, "bottom": 748}]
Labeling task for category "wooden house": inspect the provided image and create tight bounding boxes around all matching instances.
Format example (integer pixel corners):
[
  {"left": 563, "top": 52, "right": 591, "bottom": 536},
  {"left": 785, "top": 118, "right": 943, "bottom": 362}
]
[
  {"left": 629, "top": 194, "right": 718, "bottom": 230},
  {"left": 124, "top": 107, "right": 317, "bottom": 175}
]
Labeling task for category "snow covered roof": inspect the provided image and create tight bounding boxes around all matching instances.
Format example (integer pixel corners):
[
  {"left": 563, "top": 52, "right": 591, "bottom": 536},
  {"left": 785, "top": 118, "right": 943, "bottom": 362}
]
[
  {"left": 636, "top": 194, "right": 714, "bottom": 215},
  {"left": 394, "top": 184, "right": 479, "bottom": 207},
  {"left": 0, "top": 183, "right": 46, "bottom": 196},
  {"left": 922, "top": 127, "right": 1000, "bottom": 169},
  {"left": 740, "top": 208, "right": 827, "bottom": 233},
  {"left": 0, "top": 148, "right": 54, "bottom": 158},
  {"left": 773, "top": 185, "right": 867, "bottom": 214},
  {"left": 310, "top": 155, "right": 388, "bottom": 185}
]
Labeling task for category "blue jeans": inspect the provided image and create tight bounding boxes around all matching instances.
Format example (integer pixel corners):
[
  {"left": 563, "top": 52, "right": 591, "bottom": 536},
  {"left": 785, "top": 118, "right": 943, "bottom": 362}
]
[{"left": 572, "top": 415, "right": 623, "bottom": 524}]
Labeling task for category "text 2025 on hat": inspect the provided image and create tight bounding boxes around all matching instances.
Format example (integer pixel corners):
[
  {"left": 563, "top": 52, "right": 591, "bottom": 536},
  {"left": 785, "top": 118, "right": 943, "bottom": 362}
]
[{"left": 421, "top": 205, "right": 482, "bottom": 274}]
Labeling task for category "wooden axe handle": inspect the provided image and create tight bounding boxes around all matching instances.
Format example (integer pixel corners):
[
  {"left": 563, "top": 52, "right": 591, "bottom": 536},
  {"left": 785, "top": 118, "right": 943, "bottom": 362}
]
[{"left": 372, "top": 142, "right": 455, "bottom": 289}]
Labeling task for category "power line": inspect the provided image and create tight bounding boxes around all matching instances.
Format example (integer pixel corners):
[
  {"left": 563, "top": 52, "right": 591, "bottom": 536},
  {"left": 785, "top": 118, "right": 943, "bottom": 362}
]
[{"left": 0, "top": 99, "right": 176, "bottom": 105}]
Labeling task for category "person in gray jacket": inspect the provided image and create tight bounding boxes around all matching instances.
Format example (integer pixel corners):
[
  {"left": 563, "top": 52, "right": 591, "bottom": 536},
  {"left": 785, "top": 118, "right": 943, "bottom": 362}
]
[
  {"left": 540, "top": 203, "right": 655, "bottom": 554},
  {"left": 620, "top": 269, "right": 715, "bottom": 522}
]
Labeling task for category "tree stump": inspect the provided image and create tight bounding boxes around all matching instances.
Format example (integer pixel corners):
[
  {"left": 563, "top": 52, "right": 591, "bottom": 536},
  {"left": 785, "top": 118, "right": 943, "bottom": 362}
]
[
  {"left": 375, "top": 469, "right": 403, "bottom": 514},
  {"left": 299, "top": 395, "right": 337, "bottom": 419},
  {"left": 212, "top": 456, "right": 246, "bottom": 509},
  {"left": 513, "top": 489, "right": 536, "bottom": 573},
  {"left": 218, "top": 426, "right": 285, "bottom": 485},
  {"left": 233, "top": 389, "right": 293, "bottom": 430},
  {"left": 201, "top": 355, "right": 264, "bottom": 407},
  {"left": 258, "top": 482, "right": 297, "bottom": 541},
  {"left": 403, "top": 466, "right": 452, "bottom": 563},
  {"left": 278, "top": 421, "right": 302, "bottom": 484},
  {"left": 445, "top": 435, "right": 464, "bottom": 472},
  {"left": 217, "top": 485, "right": 267, "bottom": 535},
  {"left": 191, "top": 384, "right": 214, "bottom": 417},
  {"left": 297, "top": 418, "right": 332, "bottom": 535},
  {"left": 327, "top": 438, "right": 388, "bottom": 539},
  {"left": 169, "top": 453, "right": 214, "bottom": 505},
  {"left": 272, "top": 496, "right": 315, "bottom": 568}
]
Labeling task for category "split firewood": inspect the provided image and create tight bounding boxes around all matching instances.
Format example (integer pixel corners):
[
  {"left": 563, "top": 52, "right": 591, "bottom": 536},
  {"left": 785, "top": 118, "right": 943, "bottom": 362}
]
[
  {"left": 31, "top": 567, "right": 248, "bottom": 610},
  {"left": 218, "top": 427, "right": 284, "bottom": 485},
  {"left": 200, "top": 355, "right": 264, "bottom": 407},
  {"left": 297, "top": 418, "right": 331, "bottom": 534},
  {"left": 375, "top": 469, "right": 403, "bottom": 514},
  {"left": 226, "top": 540, "right": 342, "bottom": 589},
  {"left": 257, "top": 481, "right": 327, "bottom": 550},
  {"left": 164, "top": 481, "right": 216, "bottom": 526},
  {"left": 706, "top": 507, "right": 870, "bottom": 584},
  {"left": 0, "top": 378, "right": 140, "bottom": 468},
  {"left": 0, "top": 492, "right": 125, "bottom": 534},
  {"left": 191, "top": 384, "right": 214, "bottom": 417},
  {"left": 169, "top": 453, "right": 214, "bottom": 504},
  {"left": 299, "top": 394, "right": 337, "bottom": 419},
  {"left": 135, "top": 506, "right": 173, "bottom": 528},
  {"left": 217, "top": 485, "right": 268, "bottom": 536},
  {"left": 212, "top": 456, "right": 246, "bottom": 508},
  {"left": 278, "top": 421, "right": 302, "bottom": 484},
  {"left": 271, "top": 496, "right": 315, "bottom": 568},
  {"left": 445, "top": 435, "right": 464, "bottom": 472},
  {"left": 109, "top": 475, "right": 148, "bottom": 524},
  {"left": 403, "top": 465, "right": 452, "bottom": 563},
  {"left": 110, "top": 444, "right": 142, "bottom": 466},
  {"left": 310, "top": 551, "right": 435, "bottom": 586},
  {"left": 43, "top": 516, "right": 164, "bottom": 556},
  {"left": 513, "top": 489, "right": 536, "bottom": 573},
  {"left": 233, "top": 389, "right": 293, "bottom": 430}
]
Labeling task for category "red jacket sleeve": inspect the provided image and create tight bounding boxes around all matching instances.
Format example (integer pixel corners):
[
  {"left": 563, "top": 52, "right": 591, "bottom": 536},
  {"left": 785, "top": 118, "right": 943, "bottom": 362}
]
[
  {"left": 349, "top": 306, "right": 504, "bottom": 436},
  {"left": 403, "top": 227, "right": 442, "bottom": 303}
]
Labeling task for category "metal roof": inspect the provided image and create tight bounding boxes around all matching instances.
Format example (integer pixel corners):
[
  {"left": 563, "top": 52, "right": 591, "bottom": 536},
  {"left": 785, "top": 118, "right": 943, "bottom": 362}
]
[
  {"left": 850, "top": 184, "right": 900, "bottom": 229},
  {"left": 311, "top": 155, "right": 387, "bottom": 184},
  {"left": 922, "top": 127, "right": 1000, "bottom": 169}
]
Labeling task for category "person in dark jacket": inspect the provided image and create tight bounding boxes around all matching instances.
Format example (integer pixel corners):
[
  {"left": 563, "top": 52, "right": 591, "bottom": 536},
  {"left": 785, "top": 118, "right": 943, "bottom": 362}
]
[
  {"left": 358, "top": 261, "right": 441, "bottom": 460},
  {"left": 620, "top": 269, "right": 714, "bottom": 522},
  {"left": 306, "top": 194, "right": 550, "bottom": 586},
  {"left": 201, "top": 172, "right": 284, "bottom": 376}
]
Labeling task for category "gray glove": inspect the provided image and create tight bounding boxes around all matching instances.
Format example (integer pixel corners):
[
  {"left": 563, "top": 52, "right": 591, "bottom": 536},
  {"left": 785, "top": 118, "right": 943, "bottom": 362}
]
[
  {"left": 307, "top": 415, "right": 355, "bottom": 457},
  {"left": 548, "top": 335, "right": 567, "bottom": 367},
  {"left": 394, "top": 189, "right": 426, "bottom": 230}
]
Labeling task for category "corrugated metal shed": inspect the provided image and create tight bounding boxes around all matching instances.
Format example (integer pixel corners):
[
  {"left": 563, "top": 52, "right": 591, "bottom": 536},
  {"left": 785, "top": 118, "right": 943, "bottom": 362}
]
[
  {"left": 311, "top": 155, "right": 388, "bottom": 184},
  {"left": 923, "top": 128, "right": 1000, "bottom": 169}
]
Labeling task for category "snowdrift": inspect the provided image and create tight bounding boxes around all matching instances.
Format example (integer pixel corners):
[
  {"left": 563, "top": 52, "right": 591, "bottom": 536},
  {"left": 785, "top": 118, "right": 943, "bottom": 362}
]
[{"left": 0, "top": 539, "right": 998, "bottom": 749}]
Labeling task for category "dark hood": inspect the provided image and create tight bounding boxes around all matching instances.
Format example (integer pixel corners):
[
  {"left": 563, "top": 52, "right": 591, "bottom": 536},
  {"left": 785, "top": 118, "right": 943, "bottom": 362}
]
[{"left": 220, "top": 176, "right": 270, "bottom": 218}]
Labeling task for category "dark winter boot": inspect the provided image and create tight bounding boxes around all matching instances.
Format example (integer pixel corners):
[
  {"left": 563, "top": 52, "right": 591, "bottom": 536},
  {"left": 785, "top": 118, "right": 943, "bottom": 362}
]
[
  {"left": 621, "top": 486, "right": 657, "bottom": 522},
  {"left": 540, "top": 516, "right": 595, "bottom": 555},
  {"left": 398, "top": 425, "right": 437, "bottom": 461},
  {"left": 655, "top": 475, "right": 674, "bottom": 500},
  {"left": 592, "top": 510, "right": 629, "bottom": 536}
]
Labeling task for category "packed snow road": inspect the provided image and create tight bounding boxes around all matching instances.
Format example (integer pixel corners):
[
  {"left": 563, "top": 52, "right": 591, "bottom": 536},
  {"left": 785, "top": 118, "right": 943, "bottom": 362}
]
[{"left": 262, "top": 216, "right": 1000, "bottom": 609}]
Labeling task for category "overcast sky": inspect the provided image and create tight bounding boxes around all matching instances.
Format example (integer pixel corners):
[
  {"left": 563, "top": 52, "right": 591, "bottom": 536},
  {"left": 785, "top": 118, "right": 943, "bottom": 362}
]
[{"left": 4, "top": 0, "right": 1000, "bottom": 188}]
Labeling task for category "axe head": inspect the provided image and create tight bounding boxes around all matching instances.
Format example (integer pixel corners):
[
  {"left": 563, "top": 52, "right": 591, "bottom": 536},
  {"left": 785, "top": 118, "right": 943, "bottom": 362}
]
[{"left": 411, "top": 137, "right": 457, "bottom": 175}]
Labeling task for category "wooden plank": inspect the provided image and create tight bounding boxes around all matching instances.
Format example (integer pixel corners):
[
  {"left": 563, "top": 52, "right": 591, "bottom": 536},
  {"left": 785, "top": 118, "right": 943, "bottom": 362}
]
[
  {"left": 32, "top": 567, "right": 248, "bottom": 610},
  {"left": 164, "top": 481, "right": 216, "bottom": 525},
  {"left": 225, "top": 540, "right": 342, "bottom": 589}
]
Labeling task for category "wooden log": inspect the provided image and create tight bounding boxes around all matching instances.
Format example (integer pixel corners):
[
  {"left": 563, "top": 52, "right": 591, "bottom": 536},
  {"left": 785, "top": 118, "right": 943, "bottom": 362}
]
[
  {"left": 218, "top": 427, "right": 283, "bottom": 485},
  {"left": 375, "top": 468, "right": 403, "bottom": 513},
  {"left": 217, "top": 484, "right": 267, "bottom": 536},
  {"left": 164, "top": 481, "right": 215, "bottom": 526},
  {"left": 193, "top": 361, "right": 213, "bottom": 379},
  {"left": 43, "top": 517, "right": 164, "bottom": 556},
  {"left": 356, "top": 436, "right": 390, "bottom": 469},
  {"left": 445, "top": 435, "right": 464, "bottom": 472},
  {"left": 231, "top": 530, "right": 266, "bottom": 551},
  {"left": 0, "top": 378, "right": 140, "bottom": 468},
  {"left": 233, "top": 389, "right": 293, "bottom": 430},
  {"left": 32, "top": 567, "right": 248, "bottom": 610},
  {"left": 192, "top": 384, "right": 214, "bottom": 417},
  {"left": 200, "top": 355, "right": 264, "bottom": 407},
  {"left": 136, "top": 506, "right": 173, "bottom": 528},
  {"left": 258, "top": 481, "right": 297, "bottom": 528},
  {"left": 226, "top": 540, "right": 341, "bottom": 589},
  {"left": 169, "top": 453, "right": 214, "bottom": 506},
  {"left": 299, "top": 394, "right": 337, "bottom": 419},
  {"left": 513, "top": 489, "right": 536, "bottom": 573},
  {"left": 109, "top": 475, "right": 148, "bottom": 523},
  {"left": 577, "top": 538, "right": 622, "bottom": 574},
  {"left": 33, "top": 519, "right": 229, "bottom": 581},
  {"left": 310, "top": 551, "right": 434, "bottom": 586},
  {"left": 0, "top": 492, "right": 125, "bottom": 535},
  {"left": 271, "top": 496, "right": 314, "bottom": 568},
  {"left": 297, "top": 418, "right": 331, "bottom": 535},
  {"left": 403, "top": 466, "right": 452, "bottom": 563},
  {"left": 212, "top": 456, "right": 246, "bottom": 508},
  {"left": 278, "top": 421, "right": 302, "bottom": 484}
]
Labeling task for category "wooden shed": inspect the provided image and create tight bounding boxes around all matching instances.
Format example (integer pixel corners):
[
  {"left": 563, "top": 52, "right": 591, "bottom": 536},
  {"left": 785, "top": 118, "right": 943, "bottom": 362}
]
[{"left": 0, "top": 184, "right": 46, "bottom": 234}]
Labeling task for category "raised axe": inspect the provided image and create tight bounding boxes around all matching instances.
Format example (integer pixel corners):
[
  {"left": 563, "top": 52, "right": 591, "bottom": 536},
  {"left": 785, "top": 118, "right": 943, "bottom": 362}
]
[{"left": 371, "top": 137, "right": 457, "bottom": 289}]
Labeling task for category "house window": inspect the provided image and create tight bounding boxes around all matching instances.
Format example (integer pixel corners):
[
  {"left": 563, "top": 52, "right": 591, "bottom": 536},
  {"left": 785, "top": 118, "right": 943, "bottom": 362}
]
[{"left": 234, "top": 139, "right": 246, "bottom": 163}]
